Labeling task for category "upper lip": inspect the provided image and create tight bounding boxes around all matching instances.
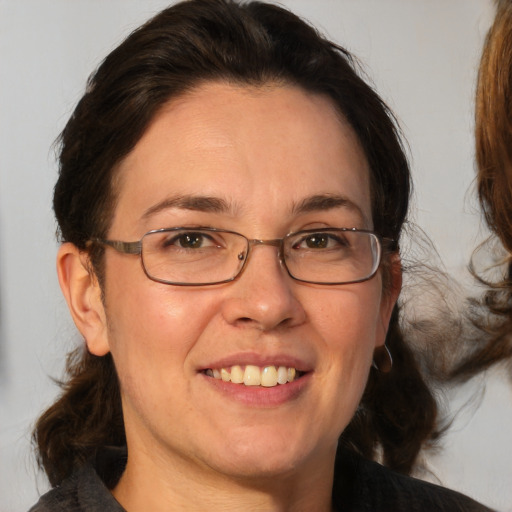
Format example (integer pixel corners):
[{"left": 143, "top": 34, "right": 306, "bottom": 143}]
[{"left": 198, "top": 351, "right": 314, "bottom": 373}]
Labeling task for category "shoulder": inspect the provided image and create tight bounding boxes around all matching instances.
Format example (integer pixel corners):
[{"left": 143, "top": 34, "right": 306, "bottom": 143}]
[
  {"left": 28, "top": 448, "right": 126, "bottom": 512},
  {"left": 28, "top": 471, "right": 82, "bottom": 512},
  {"left": 333, "top": 449, "right": 494, "bottom": 512}
]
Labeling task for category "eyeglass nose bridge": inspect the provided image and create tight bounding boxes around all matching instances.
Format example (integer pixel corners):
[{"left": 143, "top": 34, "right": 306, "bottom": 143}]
[
  {"left": 237, "top": 237, "right": 286, "bottom": 267},
  {"left": 249, "top": 238, "right": 282, "bottom": 248}
]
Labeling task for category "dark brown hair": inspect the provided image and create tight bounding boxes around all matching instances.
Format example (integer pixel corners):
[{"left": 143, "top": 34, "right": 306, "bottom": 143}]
[
  {"left": 34, "top": 0, "right": 437, "bottom": 486},
  {"left": 451, "top": 0, "right": 512, "bottom": 379}
]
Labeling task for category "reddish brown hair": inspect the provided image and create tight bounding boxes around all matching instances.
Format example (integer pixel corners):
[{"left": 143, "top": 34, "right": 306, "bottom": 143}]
[{"left": 452, "top": 1, "right": 512, "bottom": 379}]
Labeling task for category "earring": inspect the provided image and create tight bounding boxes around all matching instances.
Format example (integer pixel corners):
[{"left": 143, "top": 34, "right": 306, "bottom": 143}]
[{"left": 372, "top": 345, "right": 392, "bottom": 373}]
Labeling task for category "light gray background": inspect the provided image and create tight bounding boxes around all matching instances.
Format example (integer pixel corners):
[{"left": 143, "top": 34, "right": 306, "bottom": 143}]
[{"left": 1, "top": 1, "right": 511, "bottom": 511}]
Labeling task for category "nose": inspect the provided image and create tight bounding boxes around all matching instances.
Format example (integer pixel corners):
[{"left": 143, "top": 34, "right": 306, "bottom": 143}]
[{"left": 220, "top": 243, "right": 306, "bottom": 331}]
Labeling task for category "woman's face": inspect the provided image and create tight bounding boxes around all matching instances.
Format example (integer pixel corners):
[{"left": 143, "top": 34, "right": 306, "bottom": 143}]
[{"left": 89, "top": 82, "right": 398, "bottom": 480}]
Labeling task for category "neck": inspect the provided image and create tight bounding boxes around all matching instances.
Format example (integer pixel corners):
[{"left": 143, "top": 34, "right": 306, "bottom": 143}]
[{"left": 112, "top": 442, "right": 336, "bottom": 512}]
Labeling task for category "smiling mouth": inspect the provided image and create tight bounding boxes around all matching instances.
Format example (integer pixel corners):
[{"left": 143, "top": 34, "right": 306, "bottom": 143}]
[{"left": 204, "top": 365, "right": 305, "bottom": 388}]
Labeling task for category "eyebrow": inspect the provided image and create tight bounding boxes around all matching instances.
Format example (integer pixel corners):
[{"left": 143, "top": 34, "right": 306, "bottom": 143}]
[
  {"left": 141, "top": 194, "right": 235, "bottom": 220},
  {"left": 292, "top": 194, "right": 368, "bottom": 223},
  {"left": 141, "top": 192, "right": 368, "bottom": 224}
]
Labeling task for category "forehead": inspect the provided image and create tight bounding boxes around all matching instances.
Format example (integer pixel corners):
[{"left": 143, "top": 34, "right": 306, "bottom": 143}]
[{"left": 112, "top": 81, "right": 371, "bottom": 235}]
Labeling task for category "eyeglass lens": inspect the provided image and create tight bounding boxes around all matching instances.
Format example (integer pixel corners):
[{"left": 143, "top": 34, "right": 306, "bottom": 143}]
[{"left": 139, "top": 228, "right": 381, "bottom": 286}]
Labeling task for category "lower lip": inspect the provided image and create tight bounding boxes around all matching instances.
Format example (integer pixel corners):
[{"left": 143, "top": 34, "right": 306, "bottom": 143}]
[{"left": 201, "top": 372, "right": 312, "bottom": 407}]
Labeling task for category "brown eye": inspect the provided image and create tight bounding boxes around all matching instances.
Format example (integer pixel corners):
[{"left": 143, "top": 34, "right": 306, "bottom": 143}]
[
  {"left": 294, "top": 232, "right": 349, "bottom": 250},
  {"left": 177, "top": 233, "right": 205, "bottom": 249},
  {"left": 304, "top": 233, "right": 329, "bottom": 249},
  {"left": 161, "top": 231, "right": 217, "bottom": 250}
]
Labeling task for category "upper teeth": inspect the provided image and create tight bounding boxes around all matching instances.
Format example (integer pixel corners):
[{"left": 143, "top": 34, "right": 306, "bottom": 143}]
[{"left": 206, "top": 365, "right": 298, "bottom": 387}]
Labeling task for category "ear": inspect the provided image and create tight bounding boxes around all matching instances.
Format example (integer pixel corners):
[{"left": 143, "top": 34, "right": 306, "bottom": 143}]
[
  {"left": 57, "top": 243, "right": 110, "bottom": 356},
  {"left": 375, "top": 252, "right": 402, "bottom": 348}
]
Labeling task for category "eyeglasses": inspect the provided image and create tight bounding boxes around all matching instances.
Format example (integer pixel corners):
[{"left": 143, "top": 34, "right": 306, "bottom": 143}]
[{"left": 91, "top": 227, "right": 391, "bottom": 286}]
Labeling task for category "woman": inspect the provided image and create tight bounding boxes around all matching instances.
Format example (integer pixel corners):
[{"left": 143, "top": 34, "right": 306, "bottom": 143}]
[{"left": 30, "top": 1, "right": 490, "bottom": 510}]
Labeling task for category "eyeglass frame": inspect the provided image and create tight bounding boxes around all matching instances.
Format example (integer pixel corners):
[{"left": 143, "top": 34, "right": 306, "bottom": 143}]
[{"left": 89, "top": 226, "right": 395, "bottom": 287}]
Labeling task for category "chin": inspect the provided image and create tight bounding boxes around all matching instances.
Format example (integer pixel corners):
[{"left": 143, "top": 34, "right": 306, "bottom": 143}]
[
  {"left": 204, "top": 430, "right": 325, "bottom": 480},
  {"left": 213, "top": 455, "right": 303, "bottom": 481}
]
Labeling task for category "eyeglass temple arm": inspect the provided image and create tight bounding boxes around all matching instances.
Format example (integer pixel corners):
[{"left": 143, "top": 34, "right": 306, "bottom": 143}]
[{"left": 94, "top": 238, "right": 142, "bottom": 255}]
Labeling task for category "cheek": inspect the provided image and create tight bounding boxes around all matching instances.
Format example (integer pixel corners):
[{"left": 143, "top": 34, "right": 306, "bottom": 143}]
[
  {"left": 296, "top": 286, "right": 383, "bottom": 442},
  {"left": 103, "top": 282, "right": 226, "bottom": 432},
  {"left": 306, "top": 283, "right": 382, "bottom": 348},
  {"left": 308, "top": 285, "right": 383, "bottom": 386},
  {"left": 104, "top": 275, "right": 221, "bottom": 383}
]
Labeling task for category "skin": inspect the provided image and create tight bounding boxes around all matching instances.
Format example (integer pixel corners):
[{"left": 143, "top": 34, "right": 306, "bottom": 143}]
[{"left": 58, "top": 82, "right": 400, "bottom": 511}]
